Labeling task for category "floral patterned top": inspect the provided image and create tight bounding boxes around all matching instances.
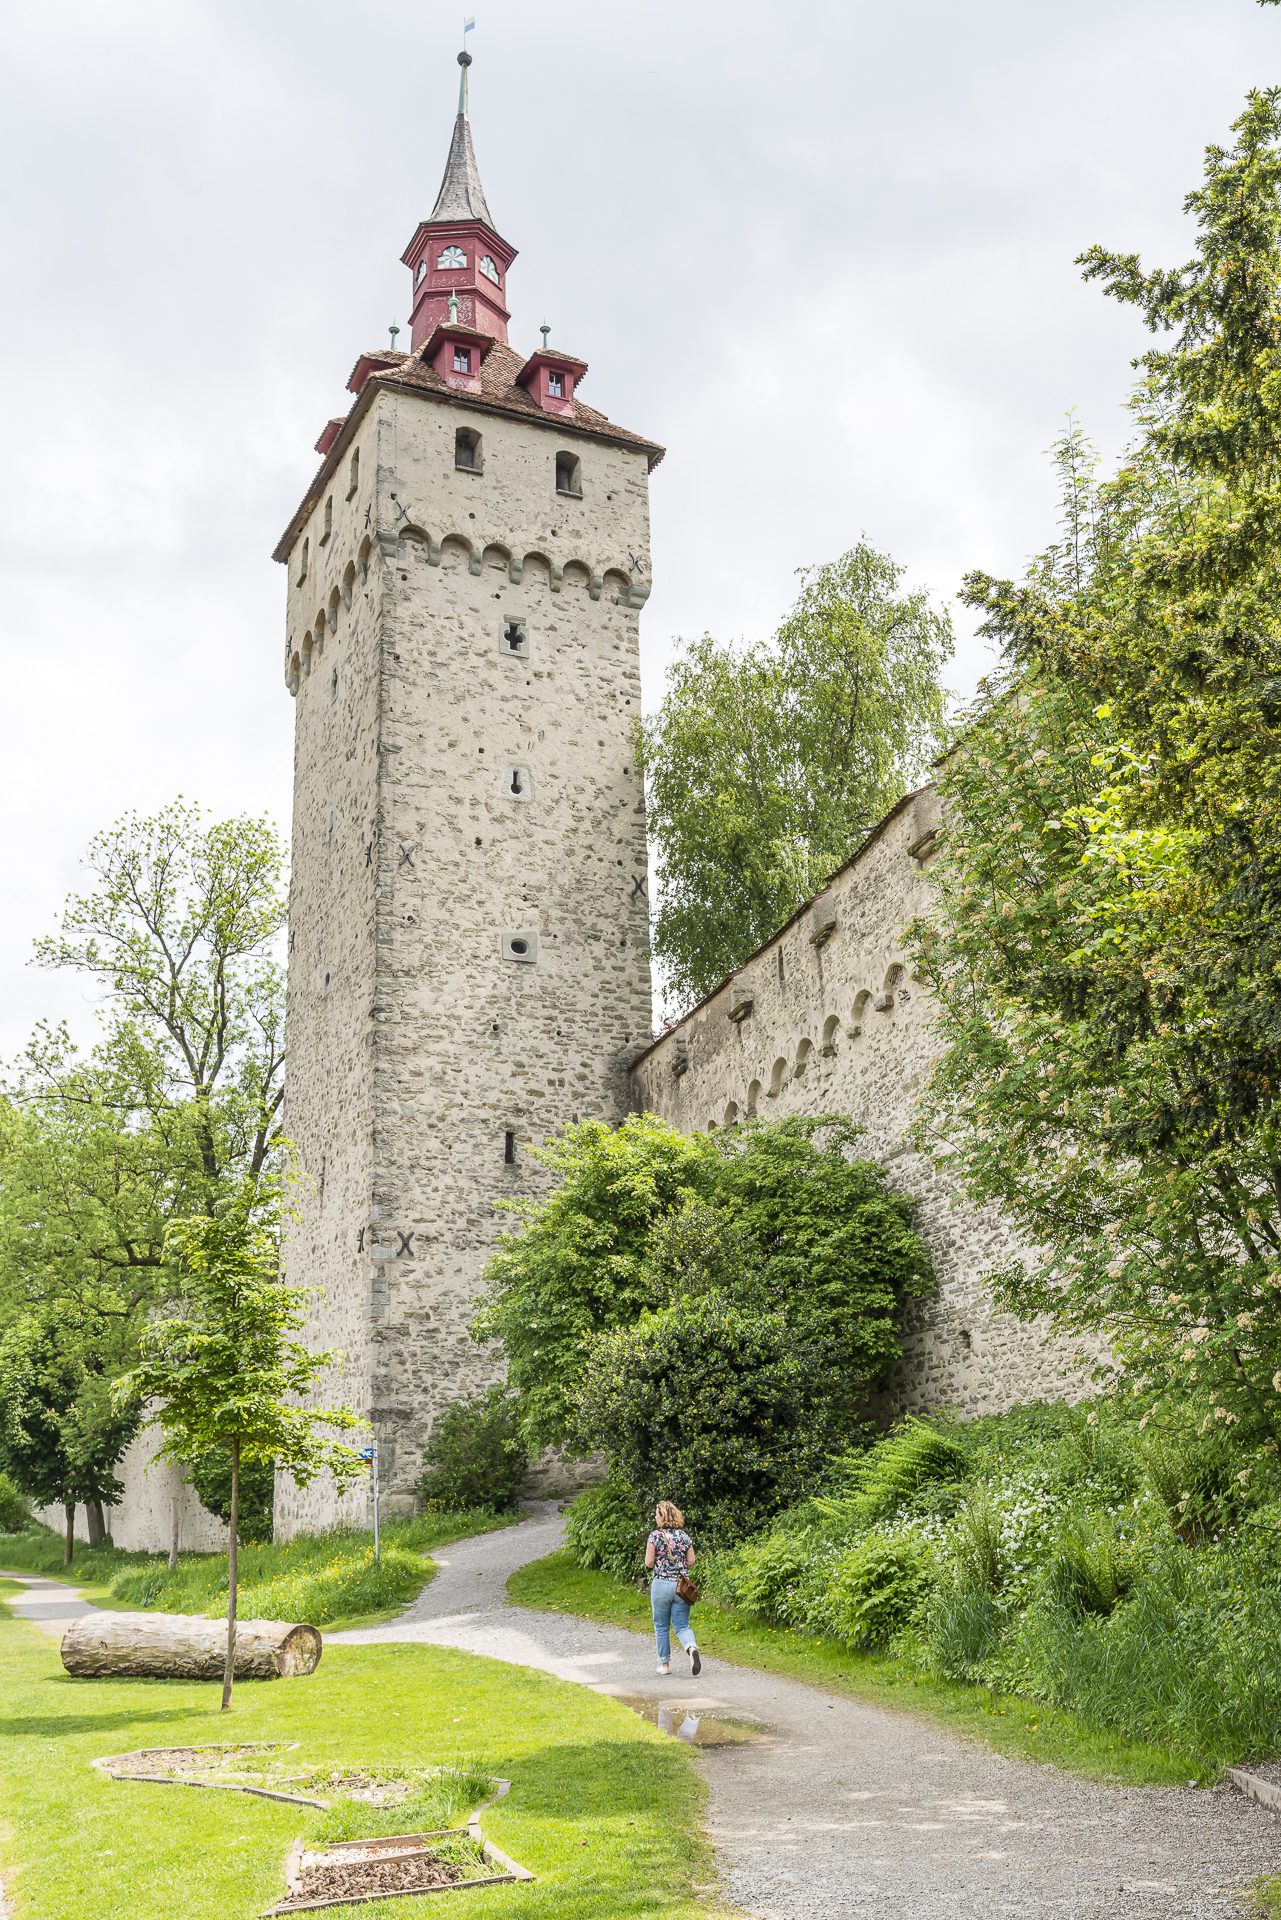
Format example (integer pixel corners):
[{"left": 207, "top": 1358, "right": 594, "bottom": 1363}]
[{"left": 648, "top": 1529, "right": 693, "bottom": 1581}]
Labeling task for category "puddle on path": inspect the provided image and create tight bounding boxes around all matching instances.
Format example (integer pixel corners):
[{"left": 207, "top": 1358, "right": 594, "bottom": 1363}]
[{"left": 609, "top": 1695, "right": 766, "bottom": 1747}]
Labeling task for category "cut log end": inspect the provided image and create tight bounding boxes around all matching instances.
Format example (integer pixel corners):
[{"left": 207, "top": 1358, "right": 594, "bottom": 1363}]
[{"left": 60, "top": 1612, "right": 323, "bottom": 1680}]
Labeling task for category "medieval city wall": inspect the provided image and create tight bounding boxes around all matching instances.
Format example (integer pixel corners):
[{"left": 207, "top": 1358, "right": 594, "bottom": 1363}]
[
  {"left": 277, "top": 385, "right": 656, "bottom": 1535},
  {"left": 36, "top": 1424, "right": 231, "bottom": 1554},
  {"left": 631, "top": 787, "right": 1095, "bottom": 1417}
]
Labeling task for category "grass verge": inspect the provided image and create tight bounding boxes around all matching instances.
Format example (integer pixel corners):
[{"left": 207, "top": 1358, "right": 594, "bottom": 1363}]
[
  {"left": 0, "top": 1509, "right": 520, "bottom": 1632},
  {"left": 508, "top": 1550, "right": 1203, "bottom": 1788},
  {"left": 0, "top": 1604, "right": 726, "bottom": 1920}
]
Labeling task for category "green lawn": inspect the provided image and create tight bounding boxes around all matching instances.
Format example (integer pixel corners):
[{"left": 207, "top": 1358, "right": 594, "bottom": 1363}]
[
  {"left": 0, "top": 1509, "right": 521, "bottom": 1634},
  {"left": 508, "top": 1550, "right": 1204, "bottom": 1789},
  {"left": 0, "top": 1606, "right": 725, "bottom": 1920}
]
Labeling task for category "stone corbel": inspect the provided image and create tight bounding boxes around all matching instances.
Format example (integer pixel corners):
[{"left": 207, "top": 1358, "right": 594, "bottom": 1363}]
[
  {"left": 727, "top": 970, "right": 754, "bottom": 1023},
  {"left": 375, "top": 529, "right": 400, "bottom": 561},
  {"left": 509, "top": 558, "right": 524, "bottom": 585},
  {"left": 808, "top": 888, "right": 837, "bottom": 946},
  {"left": 469, "top": 552, "right": 483, "bottom": 576},
  {"left": 588, "top": 574, "right": 604, "bottom": 601},
  {"left": 671, "top": 1036, "right": 691, "bottom": 1079},
  {"left": 428, "top": 540, "right": 442, "bottom": 566},
  {"left": 550, "top": 567, "right": 563, "bottom": 592}
]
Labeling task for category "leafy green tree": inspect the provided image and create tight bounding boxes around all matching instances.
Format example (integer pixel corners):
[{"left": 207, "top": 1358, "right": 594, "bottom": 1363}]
[
  {"left": 472, "top": 1115, "right": 717, "bottom": 1448},
  {"left": 117, "top": 1183, "right": 361, "bottom": 1708},
  {"left": 0, "top": 1310, "right": 141, "bottom": 1561},
  {"left": 473, "top": 1112, "right": 932, "bottom": 1451},
  {"left": 640, "top": 542, "right": 952, "bottom": 1008},
  {"left": 30, "top": 800, "right": 287, "bottom": 1201},
  {"left": 912, "top": 91, "right": 1281, "bottom": 1460},
  {"left": 0, "top": 802, "right": 290, "bottom": 1498}
]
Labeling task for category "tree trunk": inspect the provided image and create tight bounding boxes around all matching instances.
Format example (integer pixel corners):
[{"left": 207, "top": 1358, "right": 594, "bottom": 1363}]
[
  {"left": 222, "top": 1438, "right": 239, "bottom": 1711},
  {"left": 64, "top": 1501, "right": 75, "bottom": 1566},
  {"left": 169, "top": 1496, "right": 179, "bottom": 1571},
  {"left": 60, "top": 1612, "right": 321, "bottom": 1679},
  {"left": 86, "top": 1500, "right": 106, "bottom": 1549}
]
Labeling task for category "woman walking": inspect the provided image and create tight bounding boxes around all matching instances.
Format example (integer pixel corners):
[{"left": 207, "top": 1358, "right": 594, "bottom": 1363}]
[{"left": 646, "top": 1501, "right": 701, "bottom": 1677}]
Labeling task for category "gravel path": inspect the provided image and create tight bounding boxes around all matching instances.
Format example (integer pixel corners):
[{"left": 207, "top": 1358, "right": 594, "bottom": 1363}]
[
  {"left": 328, "top": 1504, "right": 1281, "bottom": 1919},
  {"left": 0, "top": 1569, "right": 99, "bottom": 1638}
]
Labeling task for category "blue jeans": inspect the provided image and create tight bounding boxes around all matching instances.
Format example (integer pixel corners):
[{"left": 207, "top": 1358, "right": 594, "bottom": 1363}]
[{"left": 651, "top": 1577, "right": 696, "bottom": 1662}]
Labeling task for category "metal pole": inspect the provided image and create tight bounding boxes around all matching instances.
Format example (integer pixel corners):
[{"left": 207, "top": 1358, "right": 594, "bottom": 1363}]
[{"left": 373, "top": 1442, "right": 380, "bottom": 1564}]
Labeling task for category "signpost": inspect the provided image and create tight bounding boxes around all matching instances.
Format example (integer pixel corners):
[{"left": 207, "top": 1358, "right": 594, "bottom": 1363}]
[{"left": 359, "top": 1444, "right": 380, "bottom": 1562}]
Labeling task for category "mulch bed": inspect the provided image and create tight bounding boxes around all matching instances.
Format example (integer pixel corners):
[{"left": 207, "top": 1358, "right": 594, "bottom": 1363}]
[{"left": 297, "top": 1850, "right": 464, "bottom": 1901}]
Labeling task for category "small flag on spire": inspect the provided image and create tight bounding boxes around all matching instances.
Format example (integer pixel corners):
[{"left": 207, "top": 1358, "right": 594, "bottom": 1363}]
[{"left": 463, "top": 15, "right": 475, "bottom": 31}]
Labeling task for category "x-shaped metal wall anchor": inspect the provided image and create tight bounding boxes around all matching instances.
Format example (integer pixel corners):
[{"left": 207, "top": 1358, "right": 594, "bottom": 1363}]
[
  {"left": 631, "top": 874, "right": 648, "bottom": 900},
  {"left": 365, "top": 841, "right": 374, "bottom": 867},
  {"left": 628, "top": 550, "right": 647, "bottom": 573},
  {"left": 357, "top": 1227, "right": 365, "bottom": 1253},
  {"left": 399, "top": 843, "right": 416, "bottom": 867},
  {"left": 394, "top": 500, "right": 412, "bottom": 522},
  {"left": 397, "top": 1231, "right": 414, "bottom": 1256}
]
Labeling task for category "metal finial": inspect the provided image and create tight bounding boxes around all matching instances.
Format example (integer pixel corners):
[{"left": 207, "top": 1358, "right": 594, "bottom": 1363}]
[
  {"left": 540, "top": 322, "right": 551, "bottom": 352},
  {"left": 457, "top": 48, "right": 472, "bottom": 115},
  {"left": 389, "top": 321, "right": 400, "bottom": 351},
  {"left": 448, "top": 289, "right": 460, "bottom": 323}
]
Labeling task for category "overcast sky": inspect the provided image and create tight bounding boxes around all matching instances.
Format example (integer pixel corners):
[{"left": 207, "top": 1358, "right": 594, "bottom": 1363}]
[{"left": 2, "top": 0, "right": 1276, "bottom": 1056}]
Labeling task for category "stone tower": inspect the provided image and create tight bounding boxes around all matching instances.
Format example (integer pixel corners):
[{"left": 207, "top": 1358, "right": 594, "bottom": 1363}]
[{"left": 272, "top": 54, "right": 663, "bottom": 1534}]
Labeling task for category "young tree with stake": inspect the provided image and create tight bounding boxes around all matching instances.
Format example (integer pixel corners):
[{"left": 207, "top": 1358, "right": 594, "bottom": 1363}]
[{"left": 117, "top": 1179, "right": 361, "bottom": 1709}]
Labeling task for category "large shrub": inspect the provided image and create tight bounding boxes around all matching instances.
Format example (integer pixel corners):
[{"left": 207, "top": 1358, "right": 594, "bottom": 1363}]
[
  {"left": 416, "top": 1385, "right": 528, "bottom": 1513},
  {"left": 563, "top": 1468, "right": 650, "bottom": 1582},
  {"left": 473, "top": 1111, "right": 933, "bottom": 1452},
  {"left": 570, "top": 1291, "right": 857, "bottom": 1544},
  {"left": 0, "top": 1473, "right": 31, "bottom": 1534}
]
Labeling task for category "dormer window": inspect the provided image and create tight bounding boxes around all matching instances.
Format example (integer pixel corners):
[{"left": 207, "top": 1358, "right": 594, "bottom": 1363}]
[
  {"left": 453, "top": 347, "right": 472, "bottom": 373},
  {"left": 415, "top": 260, "right": 426, "bottom": 287},
  {"left": 437, "top": 245, "right": 466, "bottom": 270},
  {"left": 548, "top": 371, "right": 564, "bottom": 397},
  {"left": 479, "top": 254, "right": 500, "bottom": 284}
]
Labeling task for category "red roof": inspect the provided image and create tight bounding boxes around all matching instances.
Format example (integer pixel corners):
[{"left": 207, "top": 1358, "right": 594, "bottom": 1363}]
[{"left": 273, "top": 337, "right": 664, "bottom": 564}]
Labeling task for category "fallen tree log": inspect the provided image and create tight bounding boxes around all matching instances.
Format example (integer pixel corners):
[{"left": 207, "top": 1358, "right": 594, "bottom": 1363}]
[{"left": 61, "top": 1612, "right": 322, "bottom": 1679}]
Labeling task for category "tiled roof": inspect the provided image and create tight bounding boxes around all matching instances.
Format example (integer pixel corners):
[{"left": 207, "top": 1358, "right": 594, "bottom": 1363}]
[{"left": 273, "top": 335, "right": 664, "bottom": 563}]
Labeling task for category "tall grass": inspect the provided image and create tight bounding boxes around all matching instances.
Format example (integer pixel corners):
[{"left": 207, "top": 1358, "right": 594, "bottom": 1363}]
[{"left": 699, "top": 1400, "right": 1281, "bottom": 1765}]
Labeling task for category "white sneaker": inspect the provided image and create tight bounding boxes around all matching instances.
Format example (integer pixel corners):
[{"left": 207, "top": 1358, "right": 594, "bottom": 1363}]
[
  {"left": 656, "top": 1661, "right": 670, "bottom": 1674},
  {"left": 688, "top": 1645, "right": 701, "bottom": 1676}
]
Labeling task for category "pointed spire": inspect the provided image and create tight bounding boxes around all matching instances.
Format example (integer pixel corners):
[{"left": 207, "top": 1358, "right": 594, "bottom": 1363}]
[{"left": 429, "top": 52, "right": 495, "bottom": 228}]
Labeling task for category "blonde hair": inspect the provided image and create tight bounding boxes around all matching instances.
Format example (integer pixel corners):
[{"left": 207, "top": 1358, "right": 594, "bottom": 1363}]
[{"left": 655, "top": 1501, "right": 684, "bottom": 1529}]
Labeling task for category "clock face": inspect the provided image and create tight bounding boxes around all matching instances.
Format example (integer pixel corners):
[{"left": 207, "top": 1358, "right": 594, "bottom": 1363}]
[
  {"left": 436, "top": 245, "right": 467, "bottom": 271},
  {"left": 479, "top": 253, "right": 500, "bottom": 285}
]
